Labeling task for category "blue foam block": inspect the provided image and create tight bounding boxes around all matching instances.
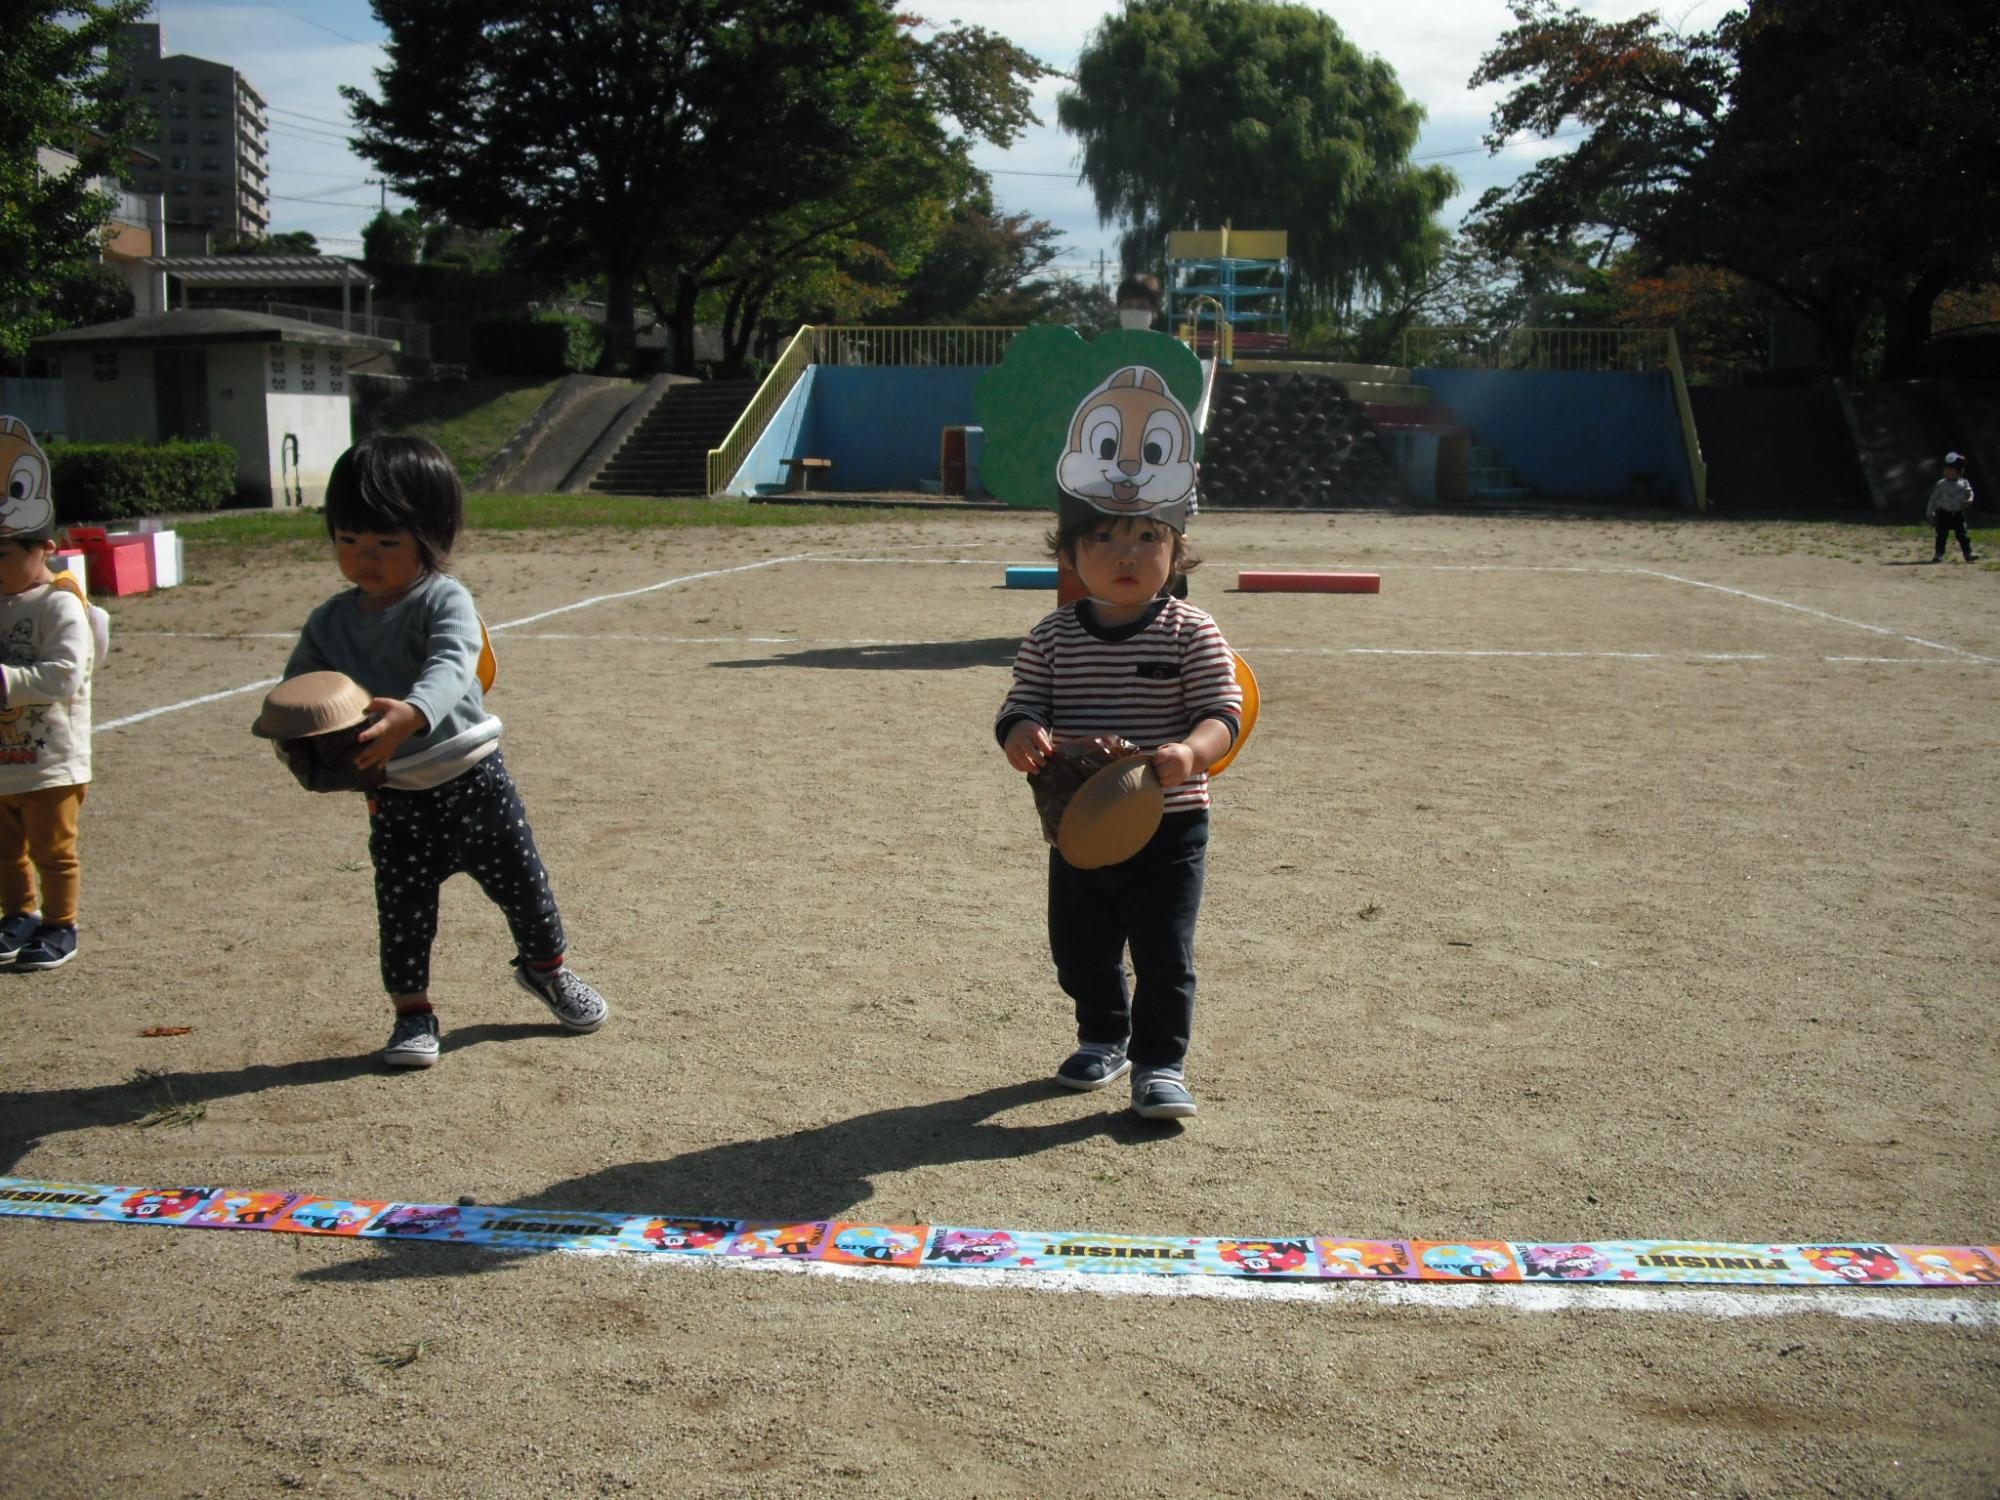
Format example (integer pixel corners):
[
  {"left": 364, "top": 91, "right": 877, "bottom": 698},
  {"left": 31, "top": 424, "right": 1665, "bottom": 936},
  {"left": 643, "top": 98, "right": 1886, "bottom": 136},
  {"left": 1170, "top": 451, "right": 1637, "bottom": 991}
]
[{"left": 1005, "top": 566, "right": 1059, "bottom": 589}]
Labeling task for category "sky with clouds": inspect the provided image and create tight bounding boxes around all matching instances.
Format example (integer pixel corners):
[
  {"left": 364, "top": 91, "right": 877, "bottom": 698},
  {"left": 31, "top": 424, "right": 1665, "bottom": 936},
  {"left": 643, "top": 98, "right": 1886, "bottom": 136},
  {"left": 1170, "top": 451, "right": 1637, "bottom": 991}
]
[{"left": 143, "top": 0, "right": 1732, "bottom": 280}]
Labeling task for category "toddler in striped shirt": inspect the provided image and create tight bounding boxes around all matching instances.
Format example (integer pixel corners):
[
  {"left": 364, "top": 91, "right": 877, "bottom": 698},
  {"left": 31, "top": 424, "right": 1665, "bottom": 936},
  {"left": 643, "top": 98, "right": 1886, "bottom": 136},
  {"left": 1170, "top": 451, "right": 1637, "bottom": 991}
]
[{"left": 997, "top": 500, "right": 1242, "bottom": 1120}]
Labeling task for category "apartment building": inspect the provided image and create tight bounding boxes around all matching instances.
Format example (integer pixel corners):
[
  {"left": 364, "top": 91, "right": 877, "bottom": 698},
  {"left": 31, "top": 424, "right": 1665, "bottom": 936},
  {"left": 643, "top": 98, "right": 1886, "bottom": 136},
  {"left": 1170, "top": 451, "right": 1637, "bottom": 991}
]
[{"left": 114, "top": 22, "right": 270, "bottom": 242}]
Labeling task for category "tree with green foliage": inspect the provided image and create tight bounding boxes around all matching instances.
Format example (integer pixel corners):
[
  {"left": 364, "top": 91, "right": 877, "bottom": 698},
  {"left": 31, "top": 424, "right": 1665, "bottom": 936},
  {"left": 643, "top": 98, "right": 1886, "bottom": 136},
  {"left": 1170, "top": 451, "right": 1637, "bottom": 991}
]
[
  {"left": 1056, "top": 0, "right": 1455, "bottom": 317},
  {"left": 361, "top": 208, "right": 424, "bottom": 269},
  {"left": 216, "top": 229, "right": 320, "bottom": 255},
  {"left": 1, "top": 0, "right": 147, "bottom": 358},
  {"left": 1470, "top": 0, "right": 1999, "bottom": 377},
  {"left": 348, "top": 0, "right": 923, "bottom": 374},
  {"left": 643, "top": 19, "right": 1051, "bottom": 375},
  {"left": 51, "top": 261, "right": 135, "bottom": 328},
  {"left": 876, "top": 186, "right": 1103, "bottom": 328}
]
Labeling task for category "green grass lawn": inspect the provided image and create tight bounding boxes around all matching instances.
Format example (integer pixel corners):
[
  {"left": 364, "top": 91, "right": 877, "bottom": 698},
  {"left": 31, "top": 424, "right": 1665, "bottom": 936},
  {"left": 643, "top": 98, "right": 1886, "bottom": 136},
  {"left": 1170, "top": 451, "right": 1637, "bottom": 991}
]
[{"left": 351, "top": 376, "right": 567, "bottom": 481}]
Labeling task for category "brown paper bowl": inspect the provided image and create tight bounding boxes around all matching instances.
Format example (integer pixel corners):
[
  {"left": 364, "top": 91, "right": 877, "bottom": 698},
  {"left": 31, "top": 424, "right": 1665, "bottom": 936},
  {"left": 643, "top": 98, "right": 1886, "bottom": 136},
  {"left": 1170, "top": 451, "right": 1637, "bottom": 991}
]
[
  {"left": 1055, "top": 755, "right": 1165, "bottom": 869},
  {"left": 252, "top": 671, "right": 371, "bottom": 740}
]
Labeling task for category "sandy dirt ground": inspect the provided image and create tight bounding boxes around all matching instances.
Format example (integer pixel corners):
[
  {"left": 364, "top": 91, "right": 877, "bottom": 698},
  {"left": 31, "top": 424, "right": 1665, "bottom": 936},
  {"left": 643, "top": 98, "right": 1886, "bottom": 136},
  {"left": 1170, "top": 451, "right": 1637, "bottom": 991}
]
[{"left": 2, "top": 510, "right": 1996, "bottom": 1498}]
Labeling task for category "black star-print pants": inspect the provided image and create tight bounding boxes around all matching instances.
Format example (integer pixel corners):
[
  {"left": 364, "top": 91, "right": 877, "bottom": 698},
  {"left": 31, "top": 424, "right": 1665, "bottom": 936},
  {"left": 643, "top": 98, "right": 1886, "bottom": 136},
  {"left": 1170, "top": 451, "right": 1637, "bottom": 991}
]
[{"left": 367, "top": 749, "right": 565, "bottom": 996}]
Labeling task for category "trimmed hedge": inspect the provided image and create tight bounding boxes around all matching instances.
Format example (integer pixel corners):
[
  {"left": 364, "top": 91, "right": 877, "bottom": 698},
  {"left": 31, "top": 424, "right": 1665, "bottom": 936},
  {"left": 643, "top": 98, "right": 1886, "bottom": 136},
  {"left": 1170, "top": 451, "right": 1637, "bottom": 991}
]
[
  {"left": 470, "top": 313, "right": 603, "bottom": 376},
  {"left": 48, "top": 441, "right": 238, "bottom": 523}
]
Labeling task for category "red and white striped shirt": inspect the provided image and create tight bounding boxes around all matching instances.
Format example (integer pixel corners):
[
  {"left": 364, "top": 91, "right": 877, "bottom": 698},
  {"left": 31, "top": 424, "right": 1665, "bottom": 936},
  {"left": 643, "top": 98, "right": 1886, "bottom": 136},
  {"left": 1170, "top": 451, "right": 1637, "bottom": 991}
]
[{"left": 997, "top": 598, "right": 1243, "bottom": 815}]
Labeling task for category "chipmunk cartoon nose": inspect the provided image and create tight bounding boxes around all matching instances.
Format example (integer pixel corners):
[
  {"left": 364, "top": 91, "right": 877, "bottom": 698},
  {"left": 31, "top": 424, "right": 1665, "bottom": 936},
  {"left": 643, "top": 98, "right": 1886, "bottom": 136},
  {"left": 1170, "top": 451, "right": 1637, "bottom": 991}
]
[{"left": 1117, "top": 458, "right": 1142, "bottom": 475}]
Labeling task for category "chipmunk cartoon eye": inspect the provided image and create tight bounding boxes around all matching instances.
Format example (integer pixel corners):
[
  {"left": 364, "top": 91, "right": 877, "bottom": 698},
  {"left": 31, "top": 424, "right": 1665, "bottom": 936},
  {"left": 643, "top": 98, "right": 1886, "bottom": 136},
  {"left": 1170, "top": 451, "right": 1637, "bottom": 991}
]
[
  {"left": 1142, "top": 415, "right": 1183, "bottom": 466},
  {"left": 8, "top": 451, "right": 44, "bottom": 500},
  {"left": 1084, "top": 408, "right": 1121, "bottom": 460}
]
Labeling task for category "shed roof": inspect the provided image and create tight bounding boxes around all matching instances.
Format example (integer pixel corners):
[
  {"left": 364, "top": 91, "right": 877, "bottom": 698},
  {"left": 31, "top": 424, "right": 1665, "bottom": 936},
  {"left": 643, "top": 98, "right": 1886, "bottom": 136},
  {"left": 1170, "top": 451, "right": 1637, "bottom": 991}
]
[
  {"left": 143, "top": 255, "right": 374, "bottom": 289},
  {"left": 31, "top": 308, "right": 396, "bottom": 353}
]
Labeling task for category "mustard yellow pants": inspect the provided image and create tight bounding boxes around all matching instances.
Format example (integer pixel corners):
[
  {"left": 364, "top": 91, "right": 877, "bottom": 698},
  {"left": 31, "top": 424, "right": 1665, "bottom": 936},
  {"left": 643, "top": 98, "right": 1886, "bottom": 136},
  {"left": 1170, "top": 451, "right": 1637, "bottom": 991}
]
[{"left": 0, "top": 784, "right": 87, "bottom": 926}]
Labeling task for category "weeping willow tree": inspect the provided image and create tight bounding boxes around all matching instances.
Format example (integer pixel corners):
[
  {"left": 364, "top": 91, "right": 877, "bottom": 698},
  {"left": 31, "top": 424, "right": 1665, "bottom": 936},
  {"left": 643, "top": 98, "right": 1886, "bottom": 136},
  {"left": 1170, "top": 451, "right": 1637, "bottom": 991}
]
[{"left": 1056, "top": 0, "right": 1455, "bottom": 317}]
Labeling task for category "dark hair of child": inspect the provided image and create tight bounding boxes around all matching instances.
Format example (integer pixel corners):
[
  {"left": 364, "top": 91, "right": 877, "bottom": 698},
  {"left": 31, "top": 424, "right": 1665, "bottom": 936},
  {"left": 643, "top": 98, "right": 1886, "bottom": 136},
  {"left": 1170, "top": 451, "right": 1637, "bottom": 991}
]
[
  {"left": 1115, "top": 273, "right": 1162, "bottom": 311},
  {"left": 323, "top": 435, "right": 463, "bottom": 575},
  {"left": 1047, "top": 512, "right": 1198, "bottom": 580}
]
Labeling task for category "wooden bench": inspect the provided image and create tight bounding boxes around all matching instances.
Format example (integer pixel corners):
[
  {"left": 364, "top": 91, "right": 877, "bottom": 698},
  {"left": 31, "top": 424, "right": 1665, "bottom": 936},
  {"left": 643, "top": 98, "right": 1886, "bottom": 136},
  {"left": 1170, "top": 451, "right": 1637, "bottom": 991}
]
[{"left": 781, "top": 456, "right": 833, "bottom": 492}]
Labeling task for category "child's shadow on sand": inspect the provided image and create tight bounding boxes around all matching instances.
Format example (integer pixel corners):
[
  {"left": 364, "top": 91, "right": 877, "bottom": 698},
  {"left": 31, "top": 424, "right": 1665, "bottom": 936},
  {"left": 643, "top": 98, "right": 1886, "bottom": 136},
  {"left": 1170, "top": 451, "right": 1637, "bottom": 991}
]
[
  {"left": 0, "top": 1023, "right": 551, "bottom": 1174},
  {"left": 300, "top": 1079, "right": 1174, "bottom": 1284}
]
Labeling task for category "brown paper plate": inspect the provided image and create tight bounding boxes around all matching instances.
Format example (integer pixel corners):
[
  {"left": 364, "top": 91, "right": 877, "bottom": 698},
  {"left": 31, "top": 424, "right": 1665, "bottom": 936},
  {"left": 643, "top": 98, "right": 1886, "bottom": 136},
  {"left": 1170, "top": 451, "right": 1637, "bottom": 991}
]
[
  {"left": 1056, "top": 755, "right": 1165, "bottom": 869},
  {"left": 252, "top": 671, "right": 371, "bottom": 740}
]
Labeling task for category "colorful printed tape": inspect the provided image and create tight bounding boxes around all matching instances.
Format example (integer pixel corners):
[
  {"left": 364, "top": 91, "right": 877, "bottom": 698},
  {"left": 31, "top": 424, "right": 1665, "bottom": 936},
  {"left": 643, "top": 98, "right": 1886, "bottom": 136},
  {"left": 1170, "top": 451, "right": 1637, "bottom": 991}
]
[{"left": 3, "top": 1178, "right": 1996, "bottom": 1288}]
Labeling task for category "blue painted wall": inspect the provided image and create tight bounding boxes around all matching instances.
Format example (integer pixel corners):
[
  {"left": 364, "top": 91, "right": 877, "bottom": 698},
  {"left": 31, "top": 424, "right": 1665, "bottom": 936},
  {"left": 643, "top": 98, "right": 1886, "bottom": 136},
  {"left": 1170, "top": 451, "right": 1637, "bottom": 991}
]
[
  {"left": 725, "top": 365, "right": 990, "bottom": 495},
  {"left": 1414, "top": 368, "right": 1696, "bottom": 505}
]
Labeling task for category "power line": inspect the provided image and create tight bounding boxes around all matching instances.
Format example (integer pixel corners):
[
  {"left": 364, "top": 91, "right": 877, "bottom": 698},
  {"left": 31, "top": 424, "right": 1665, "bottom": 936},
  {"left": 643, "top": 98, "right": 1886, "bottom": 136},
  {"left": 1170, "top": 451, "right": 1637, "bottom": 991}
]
[
  {"left": 268, "top": 103, "right": 356, "bottom": 130},
  {"left": 251, "top": 1, "right": 378, "bottom": 47},
  {"left": 268, "top": 192, "right": 383, "bottom": 207}
]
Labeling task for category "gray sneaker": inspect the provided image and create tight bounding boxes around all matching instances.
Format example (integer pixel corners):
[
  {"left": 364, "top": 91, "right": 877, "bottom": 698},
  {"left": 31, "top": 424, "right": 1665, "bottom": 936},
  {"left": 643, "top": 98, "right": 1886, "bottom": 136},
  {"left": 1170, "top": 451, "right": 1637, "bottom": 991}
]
[
  {"left": 1131, "top": 1068, "right": 1197, "bottom": 1120},
  {"left": 383, "top": 1010, "right": 440, "bottom": 1068},
  {"left": 512, "top": 959, "right": 608, "bottom": 1033},
  {"left": 1056, "top": 1041, "right": 1131, "bottom": 1091}
]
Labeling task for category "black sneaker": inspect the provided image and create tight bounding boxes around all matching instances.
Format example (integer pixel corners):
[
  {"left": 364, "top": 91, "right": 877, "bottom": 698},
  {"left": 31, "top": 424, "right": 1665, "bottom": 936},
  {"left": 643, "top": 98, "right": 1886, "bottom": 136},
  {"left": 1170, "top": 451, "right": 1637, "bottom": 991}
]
[
  {"left": 13, "top": 923, "right": 77, "bottom": 971},
  {"left": 512, "top": 959, "right": 608, "bottom": 1033},
  {"left": 383, "top": 1010, "right": 440, "bottom": 1068},
  {"left": 0, "top": 911, "right": 42, "bottom": 963},
  {"left": 1131, "top": 1068, "right": 1198, "bottom": 1120},
  {"left": 1056, "top": 1042, "right": 1131, "bottom": 1091}
]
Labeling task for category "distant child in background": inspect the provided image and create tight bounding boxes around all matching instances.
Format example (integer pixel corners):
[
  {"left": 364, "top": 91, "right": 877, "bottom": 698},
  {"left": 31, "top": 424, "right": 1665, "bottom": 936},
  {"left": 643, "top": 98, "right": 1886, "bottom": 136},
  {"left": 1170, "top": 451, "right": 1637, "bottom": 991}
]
[
  {"left": 0, "top": 417, "right": 96, "bottom": 971},
  {"left": 1926, "top": 451, "right": 1978, "bottom": 564},
  {"left": 283, "top": 435, "right": 609, "bottom": 1068},
  {"left": 998, "top": 506, "right": 1240, "bottom": 1120},
  {"left": 1115, "top": 273, "right": 1164, "bottom": 331}
]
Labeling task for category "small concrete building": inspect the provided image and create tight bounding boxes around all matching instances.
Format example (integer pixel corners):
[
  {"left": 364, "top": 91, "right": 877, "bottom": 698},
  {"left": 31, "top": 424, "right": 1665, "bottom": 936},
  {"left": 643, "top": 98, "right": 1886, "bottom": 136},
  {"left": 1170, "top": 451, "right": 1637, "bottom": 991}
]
[{"left": 32, "top": 309, "right": 394, "bottom": 508}]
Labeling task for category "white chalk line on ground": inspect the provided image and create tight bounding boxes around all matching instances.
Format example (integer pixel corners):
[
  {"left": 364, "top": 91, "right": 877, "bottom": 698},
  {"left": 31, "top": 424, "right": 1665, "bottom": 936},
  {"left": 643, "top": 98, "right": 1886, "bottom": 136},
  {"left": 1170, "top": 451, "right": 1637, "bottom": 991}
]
[
  {"left": 116, "top": 629, "right": 1983, "bottom": 667},
  {"left": 95, "top": 554, "right": 809, "bottom": 733},
  {"left": 1628, "top": 566, "right": 2000, "bottom": 664},
  {"left": 97, "top": 553, "right": 1999, "bottom": 731},
  {"left": 583, "top": 1247, "right": 2000, "bottom": 1328}
]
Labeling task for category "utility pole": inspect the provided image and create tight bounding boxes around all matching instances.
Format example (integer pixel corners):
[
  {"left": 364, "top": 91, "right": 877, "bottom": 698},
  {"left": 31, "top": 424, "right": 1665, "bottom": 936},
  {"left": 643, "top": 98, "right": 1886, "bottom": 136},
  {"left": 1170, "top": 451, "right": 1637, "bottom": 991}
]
[{"left": 364, "top": 178, "right": 388, "bottom": 213}]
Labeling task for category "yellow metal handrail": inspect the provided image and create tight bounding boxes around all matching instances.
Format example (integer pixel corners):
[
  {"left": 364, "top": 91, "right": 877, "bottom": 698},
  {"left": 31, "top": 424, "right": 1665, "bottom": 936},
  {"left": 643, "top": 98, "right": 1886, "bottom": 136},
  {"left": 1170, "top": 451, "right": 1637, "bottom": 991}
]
[
  {"left": 707, "top": 325, "right": 1025, "bottom": 494},
  {"left": 1176, "top": 295, "right": 1233, "bottom": 365},
  {"left": 707, "top": 324, "right": 816, "bottom": 496},
  {"left": 1400, "top": 325, "right": 1672, "bottom": 373},
  {"left": 1663, "top": 328, "right": 1708, "bottom": 512}
]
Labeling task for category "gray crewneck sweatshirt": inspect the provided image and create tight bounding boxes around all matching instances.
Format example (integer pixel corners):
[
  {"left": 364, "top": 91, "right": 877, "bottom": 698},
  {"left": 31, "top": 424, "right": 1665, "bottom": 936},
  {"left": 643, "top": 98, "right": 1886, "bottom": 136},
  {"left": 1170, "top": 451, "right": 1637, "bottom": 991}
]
[{"left": 285, "top": 571, "right": 501, "bottom": 789}]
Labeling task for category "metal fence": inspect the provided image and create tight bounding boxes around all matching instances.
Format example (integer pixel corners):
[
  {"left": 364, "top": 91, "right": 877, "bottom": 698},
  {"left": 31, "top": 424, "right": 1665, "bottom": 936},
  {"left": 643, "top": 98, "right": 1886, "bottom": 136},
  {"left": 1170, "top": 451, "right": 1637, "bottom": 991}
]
[
  {"left": 1401, "top": 325, "right": 1673, "bottom": 373},
  {"left": 807, "top": 325, "right": 1022, "bottom": 368}
]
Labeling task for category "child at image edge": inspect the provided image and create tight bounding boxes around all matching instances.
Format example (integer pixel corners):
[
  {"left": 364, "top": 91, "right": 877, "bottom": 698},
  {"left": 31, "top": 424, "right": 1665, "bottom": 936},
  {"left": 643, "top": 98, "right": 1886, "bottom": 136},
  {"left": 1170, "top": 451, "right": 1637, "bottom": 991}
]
[
  {"left": 0, "top": 521, "right": 94, "bottom": 971},
  {"left": 284, "top": 435, "right": 608, "bottom": 1068},
  {"left": 1925, "top": 450, "right": 1978, "bottom": 564},
  {"left": 996, "top": 507, "right": 1241, "bottom": 1120}
]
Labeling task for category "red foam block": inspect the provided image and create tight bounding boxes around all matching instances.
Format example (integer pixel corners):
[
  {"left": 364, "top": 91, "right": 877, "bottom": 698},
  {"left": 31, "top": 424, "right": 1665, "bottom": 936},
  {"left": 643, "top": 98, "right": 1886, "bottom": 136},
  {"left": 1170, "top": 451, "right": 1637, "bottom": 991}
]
[{"left": 1237, "top": 571, "right": 1380, "bottom": 594}]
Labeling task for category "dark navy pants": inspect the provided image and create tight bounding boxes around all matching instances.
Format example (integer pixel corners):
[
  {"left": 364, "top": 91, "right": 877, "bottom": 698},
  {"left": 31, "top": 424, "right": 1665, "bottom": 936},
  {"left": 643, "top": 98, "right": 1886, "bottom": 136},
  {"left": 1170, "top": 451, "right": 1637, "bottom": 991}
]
[
  {"left": 1047, "top": 811, "right": 1208, "bottom": 1071},
  {"left": 1933, "top": 512, "right": 1974, "bottom": 560},
  {"left": 367, "top": 749, "right": 565, "bottom": 995}
]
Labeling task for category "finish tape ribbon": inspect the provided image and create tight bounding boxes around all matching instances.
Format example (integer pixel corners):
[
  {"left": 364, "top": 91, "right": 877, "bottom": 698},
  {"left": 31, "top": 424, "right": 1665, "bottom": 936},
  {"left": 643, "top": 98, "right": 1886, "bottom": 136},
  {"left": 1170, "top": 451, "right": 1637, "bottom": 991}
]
[{"left": 4, "top": 1178, "right": 1997, "bottom": 1287}]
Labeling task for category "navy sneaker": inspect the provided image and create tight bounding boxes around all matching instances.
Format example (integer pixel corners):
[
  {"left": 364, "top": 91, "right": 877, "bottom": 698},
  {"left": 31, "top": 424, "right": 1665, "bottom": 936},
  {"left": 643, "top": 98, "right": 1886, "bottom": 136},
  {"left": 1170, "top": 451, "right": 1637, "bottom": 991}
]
[
  {"left": 13, "top": 923, "right": 77, "bottom": 971},
  {"left": 383, "top": 1010, "right": 440, "bottom": 1068},
  {"left": 1056, "top": 1041, "right": 1131, "bottom": 1091},
  {"left": 0, "top": 911, "right": 42, "bottom": 963},
  {"left": 512, "top": 958, "right": 608, "bottom": 1033},
  {"left": 1131, "top": 1068, "right": 1198, "bottom": 1120}
]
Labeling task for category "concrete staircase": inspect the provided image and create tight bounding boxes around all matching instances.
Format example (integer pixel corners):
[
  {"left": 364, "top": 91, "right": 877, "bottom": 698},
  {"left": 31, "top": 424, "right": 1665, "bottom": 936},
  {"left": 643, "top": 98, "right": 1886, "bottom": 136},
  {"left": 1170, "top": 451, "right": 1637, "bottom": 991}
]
[
  {"left": 1685, "top": 384, "right": 1869, "bottom": 511},
  {"left": 1347, "top": 362, "right": 1529, "bottom": 502},
  {"left": 588, "top": 380, "right": 758, "bottom": 496}
]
